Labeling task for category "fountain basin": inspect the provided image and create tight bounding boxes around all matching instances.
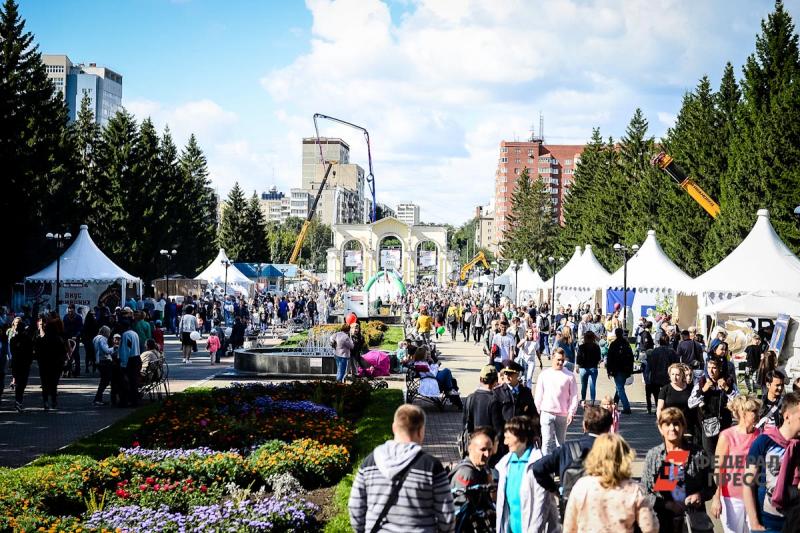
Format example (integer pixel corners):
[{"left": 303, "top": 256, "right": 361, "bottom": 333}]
[{"left": 234, "top": 347, "right": 337, "bottom": 375}]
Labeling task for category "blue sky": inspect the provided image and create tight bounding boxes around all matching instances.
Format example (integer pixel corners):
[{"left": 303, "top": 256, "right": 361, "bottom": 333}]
[{"left": 20, "top": 0, "right": 800, "bottom": 225}]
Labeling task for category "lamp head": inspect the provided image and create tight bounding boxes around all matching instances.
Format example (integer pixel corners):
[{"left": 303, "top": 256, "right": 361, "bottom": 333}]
[
  {"left": 160, "top": 249, "right": 168, "bottom": 255},
  {"left": 632, "top": 244, "right": 640, "bottom": 252},
  {"left": 171, "top": 249, "right": 177, "bottom": 255},
  {"left": 613, "top": 243, "right": 621, "bottom": 251},
  {"left": 63, "top": 232, "right": 72, "bottom": 240},
  {"left": 794, "top": 205, "right": 800, "bottom": 220},
  {"left": 46, "top": 232, "right": 54, "bottom": 240},
  {"left": 548, "top": 256, "right": 554, "bottom": 263}
]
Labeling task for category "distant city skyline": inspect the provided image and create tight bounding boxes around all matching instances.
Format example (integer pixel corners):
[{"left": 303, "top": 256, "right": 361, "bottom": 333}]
[{"left": 21, "top": 0, "right": 800, "bottom": 224}]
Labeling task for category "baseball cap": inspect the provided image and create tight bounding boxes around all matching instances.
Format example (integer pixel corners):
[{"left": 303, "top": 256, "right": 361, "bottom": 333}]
[
  {"left": 480, "top": 365, "right": 498, "bottom": 380},
  {"left": 501, "top": 361, "right": 524, "bottom": 374}
]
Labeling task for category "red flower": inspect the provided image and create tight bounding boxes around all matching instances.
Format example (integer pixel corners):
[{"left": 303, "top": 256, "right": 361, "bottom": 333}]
[
  {"left": 139, "top": 484, "right": 147, "bottom": 491},
  {"left": 131, "top": 441, "right": 140, "bottom": 448},
  {"left": 200, "top": 485, "right": 207, "bottom": 493},
  {"left": 115, "top": 489, "right": 129, "bottom": 498},
  {"left": 154, "top": 484, "right": 160, "bottom": 490},
  {"left": 145, "top": 477, "right": 155, "bottom": 485}
]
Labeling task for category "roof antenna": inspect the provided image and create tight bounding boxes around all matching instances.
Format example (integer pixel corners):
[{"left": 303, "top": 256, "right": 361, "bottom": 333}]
[{"left": 539, "top": 112, "right": 544, "bottom": 144}]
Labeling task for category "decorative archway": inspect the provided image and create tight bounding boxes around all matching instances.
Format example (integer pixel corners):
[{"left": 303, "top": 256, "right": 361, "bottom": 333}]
[
  {"left": 341, "top": 239, "right": 365, "bottom": 287},
  {"left": 327, "top": 217, "right": 451, "bottom": 286},
  {"left": 415, "top": 240, "right": 439, "bottom": 283}
]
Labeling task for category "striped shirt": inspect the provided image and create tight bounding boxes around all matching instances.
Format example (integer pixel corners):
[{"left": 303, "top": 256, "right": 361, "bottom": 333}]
[{"left": 349, "top": 449, "right": 455, "bottom": 533}]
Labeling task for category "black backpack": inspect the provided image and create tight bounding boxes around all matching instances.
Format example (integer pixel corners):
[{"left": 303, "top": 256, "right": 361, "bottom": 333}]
[
  {"left": 559, "top": 441, "right": 587, "bottom": 516},
  {"left": 540, "top": 316, "right": 550, "bottom": 332}
]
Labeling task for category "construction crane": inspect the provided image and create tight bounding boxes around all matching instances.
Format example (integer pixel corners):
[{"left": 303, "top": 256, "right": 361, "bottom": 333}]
[
  {"left": 288, "top": 113, "right": 377, "bottom": 265},
  {"left": 460, "top": 251, "right": 491, "bottom": 282},
  {"left": 651, "top": 152, "right": 721, "bottom": 219}
]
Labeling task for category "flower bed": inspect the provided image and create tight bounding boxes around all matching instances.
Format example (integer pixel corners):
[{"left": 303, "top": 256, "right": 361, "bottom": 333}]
[{"left": 0, "top": 381, "right": 370, "bottom": 532}]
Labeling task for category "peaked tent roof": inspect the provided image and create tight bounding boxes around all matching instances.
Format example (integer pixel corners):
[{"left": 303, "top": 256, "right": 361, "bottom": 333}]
[
  {"left": 542, "top": 245, "right": 583, "bottom": 288},
  {"left": 195, "top": 249, "right": 253, "bottom": 286},
  {"left": 608, "top": 230, "right": 693, "bottom": 290},
  {"left": 494, "top": 264, "right": 515, "bottom": 286},
  {"left": 517, "top": 260, "right": 544, "bottom": 292},
  {"left": 690, "top": 209, "right": 800, "bottom": 296},
  {"left": 26, "top": 225, "right": 140, "bottom": 283},
  {"left": 233, "top": 263, "right": 285, "bottom": 278},
  {"left": 698, "top": 291, "right": 800, "bottom": 318}
]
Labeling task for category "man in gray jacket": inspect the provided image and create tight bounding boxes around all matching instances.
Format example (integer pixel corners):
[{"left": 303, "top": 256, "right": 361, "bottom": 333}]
[{"left": 349, "top": 404, "right": 455, "bottom": 532}]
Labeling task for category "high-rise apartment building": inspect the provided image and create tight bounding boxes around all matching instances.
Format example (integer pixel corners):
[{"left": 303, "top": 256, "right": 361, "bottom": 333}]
[
  {"left": 259, "top": 186, "right": 291, "bottom": 223},
  {"left": 396, "top": 203, "right": 420, "bottom": 226},
  {"left": 43, "top": 55, "right": 122, "bottom": 126},
  {"left": 299, "top": 138, "right": 368, "bottom": 224},
  {"left": 493, "top": 136, "right": 584, "bottom": 248},
  {"left": 474, "top": 205, "right": 496, "bottom": 253}
]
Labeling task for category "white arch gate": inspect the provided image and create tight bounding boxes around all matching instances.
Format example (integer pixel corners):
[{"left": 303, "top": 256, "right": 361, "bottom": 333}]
[{"left": 327, "top": 217, "right": 452, "bottom": 286}]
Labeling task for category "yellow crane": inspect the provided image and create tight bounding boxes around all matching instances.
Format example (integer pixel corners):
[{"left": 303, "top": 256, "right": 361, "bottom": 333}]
[
  {"left": 460, "top": 251, "right": 491, "bottom": 282},
  {"left": 651, "top": 152, "right": 721, "bottom": 218}
]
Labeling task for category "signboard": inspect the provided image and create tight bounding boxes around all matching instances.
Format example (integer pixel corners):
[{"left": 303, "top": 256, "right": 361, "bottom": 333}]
[
  {"left": 309, "top": 357, "right": 323, "bottom": 368},
  {"left": 344, "top": 250, "right": 363, "bottom": 270},
  {"left": 419, "top": 250, "right": 436, "bottom": 268},
  {"left": 25, "top": 280, "right": 122, "bottom": 316},
  {"left": 380, "top": 249, "right": 401, "bottom": 269},
  {"left": 344, "top": 291, "right": 369, "bottom": 318},
  {"left": 770, "top": 314, "right": 791, "bottom": 354}
]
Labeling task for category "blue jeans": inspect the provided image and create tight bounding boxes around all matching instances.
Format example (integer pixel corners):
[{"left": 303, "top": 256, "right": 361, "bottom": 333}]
[
  {"left": 436, "top": 368, "right": 454, "bottom": 392},
  {"left": 613, "top": 373, "right": 631, "bottom": 411},
  {"left": 335, "top": 356, "right": 348, "bottom": 382},
  {"left": 539, "top": 333, "right": 550, "bottom": 355},
  {"left": 579, "top": 367, "right": 598, "bottom": 403}
]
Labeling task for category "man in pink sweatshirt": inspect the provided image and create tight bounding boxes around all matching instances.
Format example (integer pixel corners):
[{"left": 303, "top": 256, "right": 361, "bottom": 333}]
[{"left": 534, "top": 347, "right": 579, "bottom": 454}]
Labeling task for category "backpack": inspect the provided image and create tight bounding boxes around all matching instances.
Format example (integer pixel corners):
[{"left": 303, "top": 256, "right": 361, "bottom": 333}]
[
  {"left": 539, "top": 316, "right": 550, "bottom": 332},
  {"left": 559, "top": 441, "right": 587, "bottom": 516}
]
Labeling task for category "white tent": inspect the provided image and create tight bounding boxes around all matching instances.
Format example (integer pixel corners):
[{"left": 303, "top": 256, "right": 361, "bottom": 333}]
[
  {"left": 494, "top": 264, "right": 516, "bottom": 300},
  {"left": 607, "top": 230, "right": 694, "bottom": 321},
  {"left": 545, "top": 245, "right": 609, "bottom": 310},
  {"left": 698, "top": 291, "right": 800, "bottom": 318},
  {"left": 26, "top": 224, "right": 142, "bottom": 313},
  {"left": 517, "top": 260, "right": 543, "bottom": 304},
  {"left": 691, "top": 209, "right": 800, "bottom": 305},
  {"left": 195, "top": 249, "right": 254, "bottom": 291}
]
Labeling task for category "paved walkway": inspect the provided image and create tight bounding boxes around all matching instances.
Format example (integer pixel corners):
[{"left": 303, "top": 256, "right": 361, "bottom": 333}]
[
  {"left": 0, "top": 336, "right": 229, "bottom": 467},
  {"left": 404, "top": 335, "right": 663, "bottom": 476}
]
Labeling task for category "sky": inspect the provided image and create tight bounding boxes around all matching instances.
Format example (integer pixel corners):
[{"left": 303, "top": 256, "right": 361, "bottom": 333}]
[{"left": 20, "top": 0, "right": 800, "bottom": 225}]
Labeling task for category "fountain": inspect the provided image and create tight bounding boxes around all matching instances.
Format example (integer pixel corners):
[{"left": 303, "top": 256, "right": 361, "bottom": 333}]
[{"left": 234, "top": 326, "right": 338, "bottom": 376}]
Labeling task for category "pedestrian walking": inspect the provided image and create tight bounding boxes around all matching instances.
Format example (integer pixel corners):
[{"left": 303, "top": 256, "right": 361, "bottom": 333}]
[
  {"left": 563, "top": 433, "right": 659, "bottom": 533},
  {"left": 348, "top": 404, "right": 455, "bottom": 532},
  {"left": 606, "top": 328, "right": 634, "bottom": 415},
  {"left": 9, "top": 323, "right": 34, "bottom": 412},
  {"left": 688, "top": 358, "right": 737, "bottom": 460},
  {"left": 449, "top": 427, "right": 496, "bottom": 533},
  {"left": 36, "top": 315, "right": 69, "bottom": 410},
  {"left": 92, "top": 326, "right": 114, "bottom": 406},
  {"left": 495, "top": 416, "right": 560, "bottom": 533},
  {"left": 330, "top": 324, "right": 354, "bottom": 383},
  {"left": 179, "top": 306, "right": 198, "bottom": 364},
  {"left": 645, "top": 335, "right": 677, "bottom": 415},
  {"left": 575, "top": 331, "right": 601, "bottom": 406},
  {"left": 534, "top": 347, "right": 578, "bottom": 454},
  {"left": 206, "top": 329, "right": 221, "bottom": 365}
]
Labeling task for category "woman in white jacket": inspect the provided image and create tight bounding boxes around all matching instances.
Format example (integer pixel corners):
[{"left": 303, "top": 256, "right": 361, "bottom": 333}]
[{"left": 496, "top": 415, "right": 560, "bottom": 533}]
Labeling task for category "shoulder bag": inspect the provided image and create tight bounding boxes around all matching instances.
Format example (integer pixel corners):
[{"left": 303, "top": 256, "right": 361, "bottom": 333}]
[{"left": 370, "top": 450, "right": 423, "bottom": 533}]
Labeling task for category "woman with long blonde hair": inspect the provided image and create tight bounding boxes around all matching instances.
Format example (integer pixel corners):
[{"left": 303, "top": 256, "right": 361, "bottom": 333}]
[{"left": 563, "top": 433, "right": 658, "bottom": 532}]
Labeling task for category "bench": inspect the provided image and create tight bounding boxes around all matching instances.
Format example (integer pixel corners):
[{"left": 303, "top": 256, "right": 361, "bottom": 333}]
[
  {"left": 403, "top": 365, "right": 459, "bottom": 411},
  {"left": 139, "top": 357, "right": 170, "bottom": 401}
]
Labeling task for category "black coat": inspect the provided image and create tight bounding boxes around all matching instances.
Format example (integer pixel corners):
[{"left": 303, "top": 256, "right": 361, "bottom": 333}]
[
  {"left": 576, "top": 342, "right": 601, "bottom": 369},
  {"left": 646, "top": 346, "right": 677, "bottom": 387},
  {"left": 607, "top": 338, "right": 634, "bottom": 376},
  {"left": 493, "top": 383, "right": 537, "bottom": 422},
  {"left": 464, "top": 388, "right": 504, "bottom": 438}
]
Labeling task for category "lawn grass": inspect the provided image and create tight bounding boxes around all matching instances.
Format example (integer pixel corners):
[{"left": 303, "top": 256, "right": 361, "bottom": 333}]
[
  {"left": 281, "top": 330, "right": 309, "bottom": 347},
  {"left": 57, "top": 387, "right": 211, "bottom": 460},
  {"left": 323, "top": 388, "right": 402, "bottom": 533},
  {"left": 282, "top": 325, "right": 405, "bottom": 353}
]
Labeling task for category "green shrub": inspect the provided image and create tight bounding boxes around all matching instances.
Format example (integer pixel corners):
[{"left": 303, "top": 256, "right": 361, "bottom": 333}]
[{"left": 249, "top": 438, "right": 350, "bottom": 488}]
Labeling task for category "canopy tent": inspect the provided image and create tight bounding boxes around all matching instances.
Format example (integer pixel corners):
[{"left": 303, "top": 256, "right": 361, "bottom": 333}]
[
  {"left": 26, "top": 224, "right": 142, "bottom": 313},
  {"left": 691, "top": 209, "right": 800, "bottom": 305},
  {"left": 494, "top": 264, "right": 516, "bottom": 300},
  {"left": 697, "top": 291, "right": 800, "bottom": 363},
  {"left": 544, "top": 245, "right": 609, "bottom": 310},
  {"left": 364, "top": 269, "right": 407, "bottom": 303},
  {"left": 195, "top": 249, "right": 254, "bottom": 294},
  {"left": 517, "top": 260, "right": 544, "bottom": 304},
  {"left": 607, "top": 230, "right": 694, "bottom": 322}
]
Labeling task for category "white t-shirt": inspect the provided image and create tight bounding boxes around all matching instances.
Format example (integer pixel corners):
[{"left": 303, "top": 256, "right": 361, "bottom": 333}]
[{"left": 492, "top": 333, "right": 515, "bottom": 363}]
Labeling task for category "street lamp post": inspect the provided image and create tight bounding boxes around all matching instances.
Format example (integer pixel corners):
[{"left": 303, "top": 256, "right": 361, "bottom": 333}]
[
  {"left": 490, "top": 260, "right": 498, "bottom": 302},
  {"left": 511, "top": 261, "right": 521, "bottom": 304},
  {"left": 46, "top": 231, "right": 72, "bottom": 312},
  {"left": 256, "top": 262, "right": 267, "bottom": 293},
  {"left": 160, "top": 249, "right": 177, "bottom": 298},
  {"left": 221, "top": 259, "right": 231, "bottom": 297},
  {"left": 547, "top": 256, "right": 565, "bottom": 325},
  {"left": 613, "top": 242, "right": 640, "bottom": 334},
  {"left": 794, "top": 205, "right": 800, "bottom": 223}
]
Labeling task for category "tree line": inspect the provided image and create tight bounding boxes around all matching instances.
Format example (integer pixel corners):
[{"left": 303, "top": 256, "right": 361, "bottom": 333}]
[
  {"left": 217, "top": 183, "right": 333, "bottom": 272},
  {"left": 1, "top": 0, "right": 218, "bottom": 300},
  {"left": 502, "top": 0, "right": 800, "bottom": 278}
]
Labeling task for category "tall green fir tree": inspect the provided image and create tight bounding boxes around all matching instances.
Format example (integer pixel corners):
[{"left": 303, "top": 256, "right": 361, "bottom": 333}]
[
  {"left": 218, "top": 183, "right": 249, "bottom": 262},
  {"left": 0, "top": 0, "right": 76, "bottom": 299},
  {"left": 239, "top": 192, "right": 267, "bottom": 262},
  {"left": 133, "top": 118, "right": 165, "bottom": 282},
  {"left": 500, "top": 168, "right": 557, "bottom": 264},
  {"left": 709, "top": 0, "right": 800, "bottom": 261},
  {"left": 73, "top": 91, "right": 108, "bottom": 232},
  {"left": 178, "top": 134, "right": 218, "bottom": 275},
  {"left": 660, "top": 76, "right": 732, "bottom": 275}
]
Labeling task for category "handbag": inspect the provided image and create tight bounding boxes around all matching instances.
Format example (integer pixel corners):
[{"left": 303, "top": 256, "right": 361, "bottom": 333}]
[
  {"left": 701, "top": 416, "right": 721, "bottom": 437},
  {"left": 684, "top": 509, "right": 714, "bottom": 532},
  {"left": 370, "top": 450, "right": 422, "bottom": 533}
]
